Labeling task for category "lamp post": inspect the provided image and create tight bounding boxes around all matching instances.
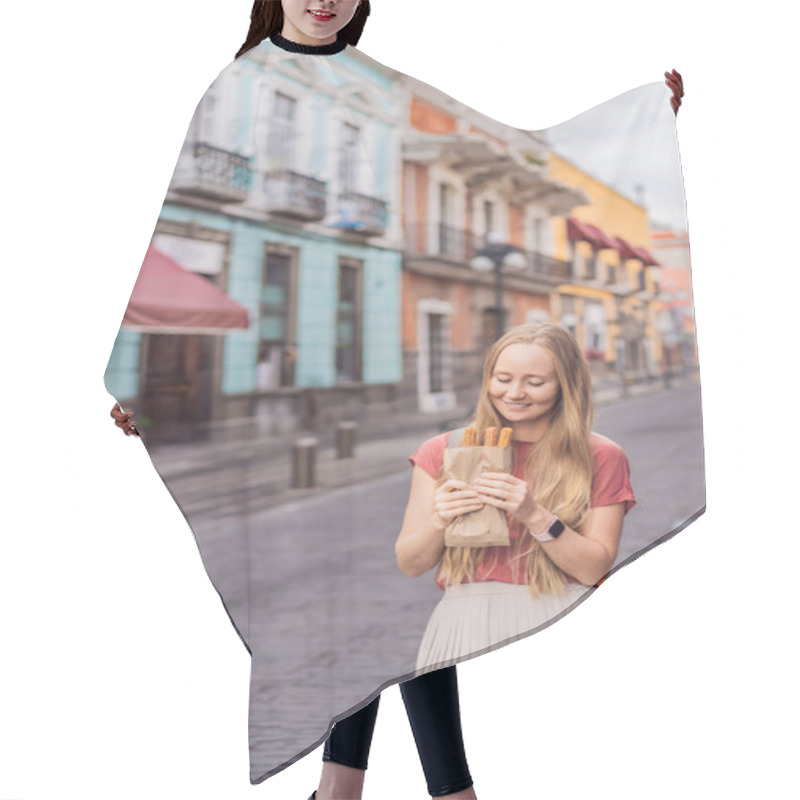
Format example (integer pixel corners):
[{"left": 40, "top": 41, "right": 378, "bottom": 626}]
[{"left": 469, "top": 231, "right": 529, "bottom": 338}]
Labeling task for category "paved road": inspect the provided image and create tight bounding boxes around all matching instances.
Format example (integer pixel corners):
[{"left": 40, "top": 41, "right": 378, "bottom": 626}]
[
  {"left": 177, "top": 383, "right": 704, "bottom": 781},
  {"left": 593, "top": 384, "right": 705, "bottom": 565}
]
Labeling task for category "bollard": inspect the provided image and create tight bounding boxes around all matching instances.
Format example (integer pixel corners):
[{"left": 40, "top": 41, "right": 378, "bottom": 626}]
[
  {"left": 336, "top": 421, "right": 358, "bottom": 459},
  {"left": 292, "top": 437, "right": 318, "bottom": 488}
]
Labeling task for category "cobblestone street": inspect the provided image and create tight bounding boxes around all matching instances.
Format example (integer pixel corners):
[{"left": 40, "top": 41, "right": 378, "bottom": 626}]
[{"left": 147, "top": 379, "right": 704, "bottom": 779}]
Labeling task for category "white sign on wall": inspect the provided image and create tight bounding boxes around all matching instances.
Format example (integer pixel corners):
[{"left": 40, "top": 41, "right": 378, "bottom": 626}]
[{"left": 152, "top": 233, "right": 226, "bottom": 275}]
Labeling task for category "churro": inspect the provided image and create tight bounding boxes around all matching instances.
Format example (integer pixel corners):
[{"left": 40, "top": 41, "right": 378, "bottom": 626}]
[
  {"left": 498, "top": 427, "right": 512, "bottom": 447},
  {"left": 484, "top": 427, "right": 498, "bottom": 446},
  {"left": 463, "top": 425, "right": 477, "bottom": 446}
]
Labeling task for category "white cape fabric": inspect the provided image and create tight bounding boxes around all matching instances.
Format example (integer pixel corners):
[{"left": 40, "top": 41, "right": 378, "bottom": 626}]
[{"left": 104, "top": 34, "right": 704, "bottom": 783}]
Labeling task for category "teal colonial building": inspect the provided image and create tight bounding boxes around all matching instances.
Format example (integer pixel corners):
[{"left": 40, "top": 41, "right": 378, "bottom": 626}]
[{"left": 105, "top": 39, "right": 404, "bottom": 441}]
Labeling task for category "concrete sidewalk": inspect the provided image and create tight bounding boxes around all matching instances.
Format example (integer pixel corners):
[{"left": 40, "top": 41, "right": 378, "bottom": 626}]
[{"left": 141, "top": 373, "right": 699, "bottom": 522}]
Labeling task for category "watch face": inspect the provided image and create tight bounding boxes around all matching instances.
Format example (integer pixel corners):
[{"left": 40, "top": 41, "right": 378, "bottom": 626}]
[{"left": 549, "top": 518, "right": 566, "bottom": 538}]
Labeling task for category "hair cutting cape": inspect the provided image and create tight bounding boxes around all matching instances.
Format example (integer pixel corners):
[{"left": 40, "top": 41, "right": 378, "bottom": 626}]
[{"left": 104, "top": 34, "right": 704, "bottom": 784}]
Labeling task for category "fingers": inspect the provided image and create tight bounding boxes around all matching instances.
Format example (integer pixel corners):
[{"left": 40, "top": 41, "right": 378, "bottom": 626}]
[
  {"left": 436, "top": 501, "right": 485, "bottom": 523},
  {"left": 665, "top": 68, "right": 684, "bottom": 116},
  {"left": 435, "top": 487, "right": 485, "bottom": 522},
  {"left": 472, "top": 475, "right": 508, "bottom": 489},
  {"left": 111, "top": 403, "right": 140, "bottom": 436},
  {"left": 476, "top": 493, "right": 500, "bottom": 509},
  {"left": 436, "top": 488, "right": 482, "bottom": 508},
  {"left": 442, "top": 478, "right": 471, "bottom": 490},
  {"left": 664, "top": 69, "right": 683, "bottom": 89},
  {"left": 441, "top": 488, "right": 482, "bottom": 501}
]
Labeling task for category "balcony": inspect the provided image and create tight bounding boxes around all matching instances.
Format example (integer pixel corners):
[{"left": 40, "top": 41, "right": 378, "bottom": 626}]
[
  {"left": 263, "top": 169, "right": 327, "bottom": 221},
  {"left": 437, "top": 223, "right": 469, "bottom": 260},
  {"left": 527, "top": 250, "right": 571, "bottom": 281},
  {"left": 404, "top": 223, "right": 570, "bottom": 282},
  {"left": 334, "top": 191, "right": 389, "bottom": 236},
  {"left": 171, "top": 142, "right": 251, "bottom": 202}
]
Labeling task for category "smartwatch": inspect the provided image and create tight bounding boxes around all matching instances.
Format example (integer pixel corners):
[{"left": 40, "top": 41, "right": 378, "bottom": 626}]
[{"left": 529, "top": 516, "right": 565, "bottom": 543}]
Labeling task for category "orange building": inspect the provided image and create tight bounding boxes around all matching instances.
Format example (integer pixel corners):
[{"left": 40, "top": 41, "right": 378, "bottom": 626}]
[{"left": 399, "top": 80, "right": 584, "bottom": 413}]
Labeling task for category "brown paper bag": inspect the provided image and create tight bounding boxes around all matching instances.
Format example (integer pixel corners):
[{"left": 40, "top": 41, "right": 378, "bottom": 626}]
[{"left": 442, "top": 445, "right": 513, "bottom": 547}]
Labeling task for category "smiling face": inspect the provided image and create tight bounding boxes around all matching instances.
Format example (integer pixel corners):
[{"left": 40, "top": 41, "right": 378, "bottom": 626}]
[
  {"left": 488, "top": 342, "right": 562, "bottom": 441},
  {"left": 280, "top": 0, "right": 361, "bottom": 45}
]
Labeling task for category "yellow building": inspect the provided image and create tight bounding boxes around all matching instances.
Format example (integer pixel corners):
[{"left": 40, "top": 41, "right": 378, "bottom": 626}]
[{"left": 548, "top": 153, "right": 662, "bottom": 381}]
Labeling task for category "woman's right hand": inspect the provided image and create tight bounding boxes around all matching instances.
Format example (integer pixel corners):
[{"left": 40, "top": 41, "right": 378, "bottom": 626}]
[
  {"left": 665, "top": 68, "right": 683, "bottom": 115},
  {"left": 432, "top": 479, "right": 485, "bottom": 530},
  {"left": 110, "top": 402, "right": 140, "bottom": 436}
]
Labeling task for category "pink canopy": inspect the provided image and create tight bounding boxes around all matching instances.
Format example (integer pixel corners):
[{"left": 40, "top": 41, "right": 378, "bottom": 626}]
[{"left": 121, "top": 245, "right": 249, "bottom": 334}]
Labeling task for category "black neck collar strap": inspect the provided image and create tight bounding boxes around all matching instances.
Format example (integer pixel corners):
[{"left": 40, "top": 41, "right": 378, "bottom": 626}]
[{"left": 269, "top": 31, "right": 348, "bottom": 55}]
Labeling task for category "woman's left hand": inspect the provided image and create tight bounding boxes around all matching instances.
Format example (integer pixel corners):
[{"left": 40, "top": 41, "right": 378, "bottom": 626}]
[{"left": 471, "top": 472, "right": 540, "bottom": 525}]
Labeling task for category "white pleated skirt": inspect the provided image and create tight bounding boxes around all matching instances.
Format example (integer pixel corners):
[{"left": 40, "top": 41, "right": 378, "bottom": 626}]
[{"left": 415, "top": 580, "right": 591, "bottom": 675}]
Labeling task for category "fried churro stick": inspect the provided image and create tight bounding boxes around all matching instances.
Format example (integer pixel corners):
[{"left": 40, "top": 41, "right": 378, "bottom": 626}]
[
  {"left": 463, "top": 425, "right": 477, "bottom": 446},
  {"left": 498, "top": 427, "right": 513, "bottom": 447},
  {"left": 484, "top": 427, "right": 498, "bottom": 446}
]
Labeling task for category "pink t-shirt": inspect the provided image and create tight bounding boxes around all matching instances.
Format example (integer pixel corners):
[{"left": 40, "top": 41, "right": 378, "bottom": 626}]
[{"left": 408, "top": 431, "right": 636, "bottom": 589}]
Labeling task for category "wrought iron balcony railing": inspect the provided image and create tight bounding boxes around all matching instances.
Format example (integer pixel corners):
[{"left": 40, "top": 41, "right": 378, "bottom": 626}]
[
  {"left": 171, "top": 142, "right": 251, "bottom": 202},
  {"left": 404, "top": 223, "right": 571, "bottom": 282},
  {"left": 335, "top": 191, "right": 389, "bottom": 235},
  {"left": 527, "top": 250, "right": 571, "bottom": 281},
  {"left": 263, "top": 169, "right": 327, "bottom": 221},
  {"left": 437, "top": 222, "right": 469, "bottom": 260}
]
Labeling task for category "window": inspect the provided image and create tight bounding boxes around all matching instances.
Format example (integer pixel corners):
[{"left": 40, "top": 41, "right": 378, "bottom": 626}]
[
  {"left": 439, "top": 182, "right": 454, "bottom": 224},
  {"left": 438, "top": 183, "right": 459, "bottom": 256},
  {"left": 336, "top": 259, "right": 363, "bottom": 382},
  {"left": 483, "top": 200, "right": 494, "bottom": 239},
  {"left": 571, "top": 242, "right": 584, "bottom": 280},
  {"left": 530, "top": 217, "right": 544, "bottom": 254},
  {"left": 584, "top": 301, "right": 607, "bottom": 354},
  {"left": 267, "top": 91, "right": 297, "bottom": 170},
  {"left": 428, "top": 313, "right": 448, "bottom": 393},
  {"left": 339, "top": 122, "right": 360, "bottom": 194},
  {"left": 197, "top": 87, "right": 219, "bottom": 144},
  {"left": 416, "top": 300, "right": 456, "bottom": 412},
  {"left": 257, "top": 250, "right": 296, "bottom": 389},
  {"left": 585, "top": 251, "right": 598, "bottom": 280},
  {"left": 481, "top": 308, "right": 501, "bottom": 352},
  {"left": 559, "top": 295, "right": 578, "bottom": 339},
  {"left": 606, "top": 265, "right": 617, "bottom": 285}
]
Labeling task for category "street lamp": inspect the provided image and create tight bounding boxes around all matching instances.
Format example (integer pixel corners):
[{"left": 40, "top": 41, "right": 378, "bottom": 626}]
[{"left": 469, "top": 231, "right": 528, "bottom": 337}]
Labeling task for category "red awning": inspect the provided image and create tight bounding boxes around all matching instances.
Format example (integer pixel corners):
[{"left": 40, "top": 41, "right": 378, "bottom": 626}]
[
  {"left": 632, "top": 245, "right": 661, "bottom": 266},
  {"left": 583, "top": 222, "right": 618, "bottom": 250},
  {"left": 121, "top": 245, "right": 250, "bottom": 334},
  {"left": 613, "top": 236, "right": 641, "bottom": 260},
  {"left": 567, "top": 217, "right": 600, "bottom": 246},
  {"left": 567, "top": 217, "right": 617, "bottom": 250}
]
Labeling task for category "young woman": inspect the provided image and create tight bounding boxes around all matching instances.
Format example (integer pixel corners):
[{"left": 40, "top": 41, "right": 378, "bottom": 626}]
[
  {"left": 397, "top": 323, "right": 636, "bottom": 676},
  {"left": 108, "top": 3, "right": 679, "bottom": 798}
]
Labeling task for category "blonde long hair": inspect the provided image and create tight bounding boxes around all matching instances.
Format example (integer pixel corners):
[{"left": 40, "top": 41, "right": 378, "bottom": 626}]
[{"left": 437, "top": 323, "right": 595, "bottom": 597}]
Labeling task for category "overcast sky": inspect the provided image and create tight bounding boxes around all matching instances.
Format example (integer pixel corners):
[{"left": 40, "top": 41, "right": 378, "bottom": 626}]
[{"left": 540, "top": 82, "right": 688, "bottom": 233}]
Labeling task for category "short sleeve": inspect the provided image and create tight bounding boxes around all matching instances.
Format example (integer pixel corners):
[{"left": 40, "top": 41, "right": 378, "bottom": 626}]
[
  {"left": 408, "top": 432, "right": 450, "bottom": 480},
  {"left": 590, "top": 435, "right": 637, "bottom": 514}
]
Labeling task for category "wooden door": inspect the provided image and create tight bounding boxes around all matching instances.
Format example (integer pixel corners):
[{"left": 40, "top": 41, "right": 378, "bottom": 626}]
[{"left": 141, "top": 334, "right": 215, "bottom": 443}]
